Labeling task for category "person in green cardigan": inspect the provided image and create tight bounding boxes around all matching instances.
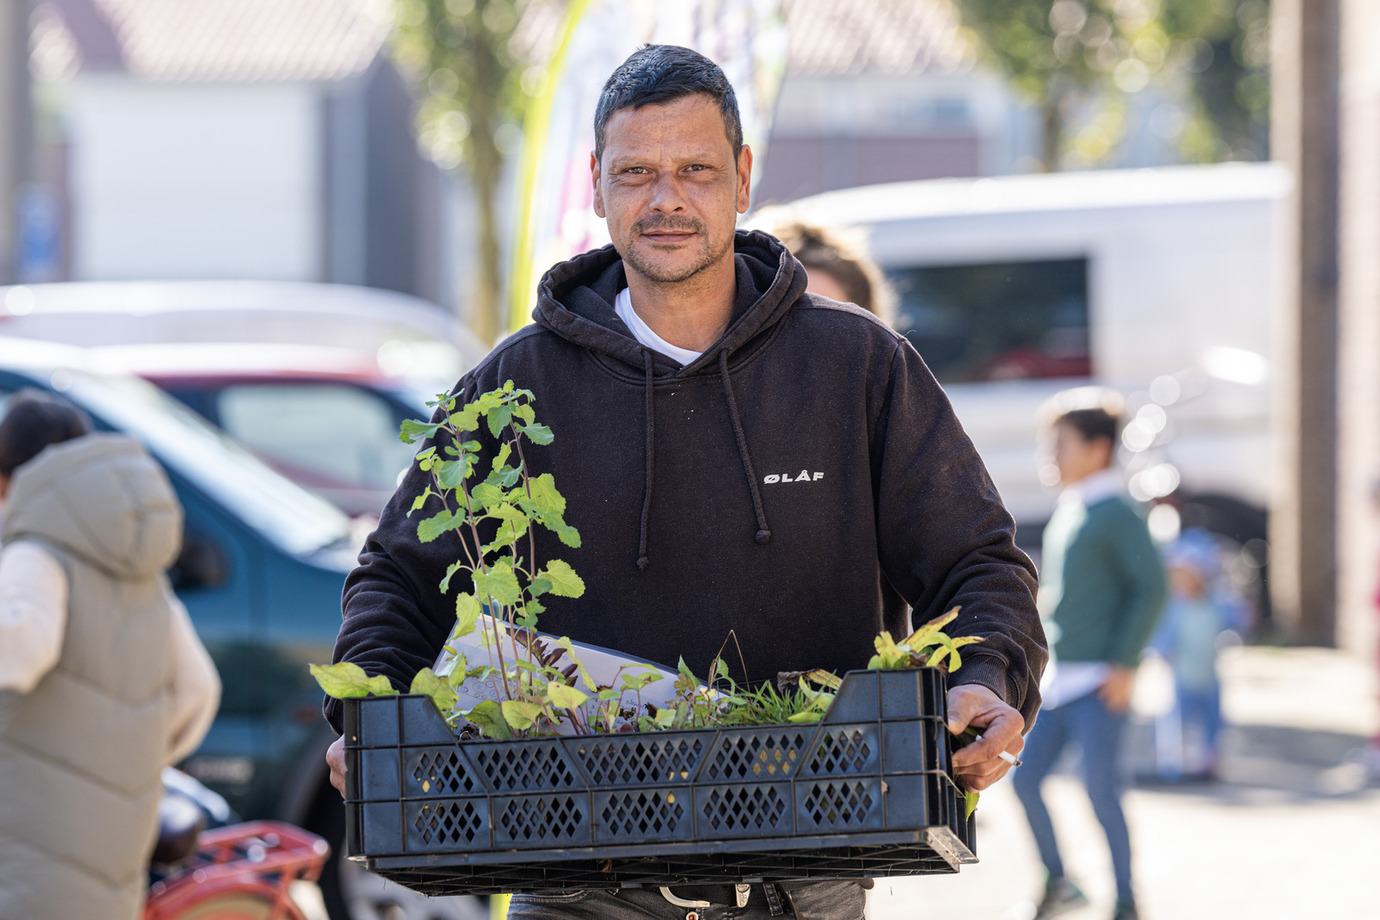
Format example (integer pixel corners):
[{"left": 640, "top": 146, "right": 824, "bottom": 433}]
[{"left": 1012, "top": 388, "right": 1167, "bottom": 920}]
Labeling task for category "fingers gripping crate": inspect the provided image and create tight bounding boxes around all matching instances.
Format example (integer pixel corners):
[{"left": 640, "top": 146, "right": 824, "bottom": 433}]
[{"left": 342, "top": 667, "right": 977, "bottom": 896}]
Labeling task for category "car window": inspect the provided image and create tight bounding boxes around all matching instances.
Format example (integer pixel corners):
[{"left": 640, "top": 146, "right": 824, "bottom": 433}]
[
  {"left": 888, "top": 258, "right": 1091, "bottom": 384},
  {"left": 214, "top": 383, "right": 417, "bottom": 492},
  {"left": 52, "top": 372, "right": 352, "bottom": 556}
]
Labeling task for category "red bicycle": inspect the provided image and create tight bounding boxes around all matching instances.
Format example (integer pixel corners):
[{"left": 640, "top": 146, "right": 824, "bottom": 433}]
[{"left": 144, "top": 820, "right": 329, "bottom": 920}]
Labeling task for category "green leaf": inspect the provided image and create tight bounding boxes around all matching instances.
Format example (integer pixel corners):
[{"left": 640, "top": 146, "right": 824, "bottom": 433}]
[
  {"left": 451, "top": 404, "right": 480, "bottom": 433},
  {"left": 472, "top": 561, "right": 522, "bottom": 605},
  {"left": 310, "top": 662, "right": 397, "bottom": 699},
  {"left": 902, "top": 607, "right": 961, "bottom": 653},
  {"left": 557, "top": 636, "right": 599, "bottom": 690},
  {"left": 453, "top": 594, "right": 483, "bottom": 637},
  {"left": 487, "top": 404, "right": 514, "bottom": 437},
  {"left": 417, "top": 509, "right": 464, "bottom": 543},
  {"left": 787, "top": 710, "right": 824, "bottom": 723},
  {"left": 965, "top": 790, "right": 980, "bottom": 819},
  {"left": 435, "top": 458, "right": 472, "bottom": 490},
  {"left": 471, "top": 481, "right": 504, "bottom": 509},
  {"left": 492, "top": 442, "right": 512, "bottom": 473},
  {"left": 399, "top": 418, "right": 441, "bottom": 444},
  {"left": 464, "top": 700, "right": 512, "bottom": 739},
  {"left": 520, "top": 423, "right": 554, "bottom": 445},
  {"left": 522, "top": 472, "right": 566, "bottom": 516},
  {"left": 410, "top": 668, "right": 460, "bottom": 713},
  {"left": 619, "top": 669, "right": 662, "bottom": 692},
  {"left": 870, "top": 631, "right": 909, "bottom": 670},
  {"left": 546, "top": 681, "right": 590, "bottom": 711},
  {"left": 538, "top": 559, "right": 585, "bottom": 598},
  {"left": 501, "top": 699, "right": 544, "bottom": 731},
  {"left": 439, "top": 560, "right": 468, "bottom": 594}
]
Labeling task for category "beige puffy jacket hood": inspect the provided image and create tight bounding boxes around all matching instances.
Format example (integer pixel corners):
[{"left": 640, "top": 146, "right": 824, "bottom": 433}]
[{"left": 2, "top": 433, "right": 182, "bottom": 577}]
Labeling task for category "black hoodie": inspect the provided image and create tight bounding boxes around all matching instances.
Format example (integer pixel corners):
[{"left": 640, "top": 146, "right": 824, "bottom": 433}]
[{"left": 326, "top": 231, "right": 1045, "bottom": 733}]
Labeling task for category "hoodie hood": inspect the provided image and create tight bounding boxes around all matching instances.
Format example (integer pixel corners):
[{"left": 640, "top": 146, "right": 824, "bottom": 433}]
[
  {"left": 532, "top": 229, "right": 807, "bottom": 375},
  {"left": 2, "top": 434, "right": 182, "bottom": 580}
]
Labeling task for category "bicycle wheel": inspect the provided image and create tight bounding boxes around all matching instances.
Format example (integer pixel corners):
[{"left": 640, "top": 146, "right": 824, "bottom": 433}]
[{"left": 153, "top": 888, "right": 303, "bottom": 920}]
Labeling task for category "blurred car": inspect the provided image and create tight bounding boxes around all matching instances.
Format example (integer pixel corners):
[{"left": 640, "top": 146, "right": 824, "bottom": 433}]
[
  {"left": 0, "top": 279, "right": 489, "bottom": 379},
  {"left": 0, "top": 337, "right": 480, "bottom": 920},
  {"left": 0, "top": 280, "right": 489, "bottom": 521},
  {"left": 85, "top": 342, "right": 443, "bottom": 519}
]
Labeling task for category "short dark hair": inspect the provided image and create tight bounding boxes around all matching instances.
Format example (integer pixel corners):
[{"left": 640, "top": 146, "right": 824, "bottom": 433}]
[
  {"left": 0, "top": 388, "right": 93, "bottom": 478},
  {"left": 593, "top": 44, "right": 743, "bottom": 163},
  {"left": 1055, "top": 407, "right": 1121, "bottom": 446}
]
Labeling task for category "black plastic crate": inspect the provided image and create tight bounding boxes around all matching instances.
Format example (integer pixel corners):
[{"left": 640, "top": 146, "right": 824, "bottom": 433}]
[{"left": 342, "top": 667, "right": 978, "bottom": 896}]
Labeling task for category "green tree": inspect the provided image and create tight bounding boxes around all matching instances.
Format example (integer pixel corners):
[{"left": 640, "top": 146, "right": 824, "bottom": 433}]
[
  {"left": 954, "top": 0, "right": 1269, "bottom": 170},
  {"left": 390, "top": 0, "right": 531, "bottom": 345}
]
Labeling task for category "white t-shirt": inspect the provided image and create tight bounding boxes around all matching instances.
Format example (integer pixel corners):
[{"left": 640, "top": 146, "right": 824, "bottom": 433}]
[{"left": 614, "top": 288, "right": 703, "bottom": 365}]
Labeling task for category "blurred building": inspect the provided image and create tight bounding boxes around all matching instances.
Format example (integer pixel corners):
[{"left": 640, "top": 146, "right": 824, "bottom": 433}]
[
  {"left": 754, "top": 0, "right": 1021, "bottom": 204},
  {"left": 747, "top": 0, "right": 1194, "bottom": 205},
  {"left": 25, "top": 0, "right": 448, "bottom": 301}
]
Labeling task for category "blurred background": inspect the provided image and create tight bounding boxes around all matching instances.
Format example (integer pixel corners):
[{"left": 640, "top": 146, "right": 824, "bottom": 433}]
[{"left": 0, "top": 2, "right": 1374, "bottom": 919}]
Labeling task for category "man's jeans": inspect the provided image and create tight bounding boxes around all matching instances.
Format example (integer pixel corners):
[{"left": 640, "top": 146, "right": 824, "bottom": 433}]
[
  {"left": 506, "top": 881, "right": 867, "bottom": 920},
  {"left": 1011, "top": 690, "right": 1134, "bottom": 903}
]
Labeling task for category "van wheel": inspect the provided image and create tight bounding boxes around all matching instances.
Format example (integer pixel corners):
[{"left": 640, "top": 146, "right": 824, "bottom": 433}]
[{"left": 308, "top": 783, "right": 489, "bottom": 920}]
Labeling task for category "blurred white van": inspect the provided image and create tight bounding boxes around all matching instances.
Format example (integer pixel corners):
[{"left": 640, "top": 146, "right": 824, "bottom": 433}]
[{"left": 776, "top": 163, "right": 1289, "bottom": 599}]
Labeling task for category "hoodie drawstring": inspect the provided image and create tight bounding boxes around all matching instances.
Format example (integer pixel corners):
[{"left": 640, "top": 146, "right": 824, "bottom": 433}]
[
  {"left": 718, "top": 350, "right": 772, "bottom": 546},
  {"left": 636, "top": 349, "right": 656, "bottom": 571},
  {"left": 634, "top": 349, "right": 773, "bottom": 570}
]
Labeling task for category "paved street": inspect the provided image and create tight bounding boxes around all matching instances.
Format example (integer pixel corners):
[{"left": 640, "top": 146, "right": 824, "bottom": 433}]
[{"left": 866, "top": 646, "right": 1380, "bottom": 920}]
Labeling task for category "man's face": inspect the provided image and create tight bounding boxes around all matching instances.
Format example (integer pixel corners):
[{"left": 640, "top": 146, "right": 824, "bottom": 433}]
[
  {"left": 591, "top": 94, "right": 752, "bottom": 287},
  {"left": 1051, "top": 421, "right": 1113, "bottom": 486}
]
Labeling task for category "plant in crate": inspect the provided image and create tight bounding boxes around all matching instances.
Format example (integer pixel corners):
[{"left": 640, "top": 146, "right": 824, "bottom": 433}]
[
  {"left": 313, "top": 382, "right": 989, "bottom": 755},
  {"left": 313, "top": 381, "right": 668, "bottom": 737}
]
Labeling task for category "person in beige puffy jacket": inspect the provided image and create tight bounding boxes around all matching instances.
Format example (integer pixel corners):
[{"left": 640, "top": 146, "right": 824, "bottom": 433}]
[{"left": 0, "top": 388, "right": 220, "bottom": 920}]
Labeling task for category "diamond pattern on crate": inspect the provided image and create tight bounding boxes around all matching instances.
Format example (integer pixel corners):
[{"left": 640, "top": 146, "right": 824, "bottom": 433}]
[
  {"left": 475, "top": 743, "right": 577, "bottom": 792},
  {"left": 413, "top": 800, "right": 484, "bottom": 845},
  {"left": 600, "top": 790, "right": 686, "bottom": 837},
  {"left": 498, "top": 795, "right": 584, "bottom": 842},
  {"left": 410, "top": 749, "right": 476, "bottom": 795},
  {"left": 806, "top": 728, "right": 872, "bottom": 775},
  {"left": 705, "top": 731, "right": 807, "bottom": 780},
  {"left": 700, "top": 785, "right": 789, "bottom": 832},
  {"left": 580, "top": 736, "right": 705, "bottom": 784},
  {"left": 802, "top": 780, "right": 875, "bottom": 827}
]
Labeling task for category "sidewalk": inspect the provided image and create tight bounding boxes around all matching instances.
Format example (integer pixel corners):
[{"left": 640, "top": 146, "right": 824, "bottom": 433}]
[{"left": 866, "top": 645, "right": 1380, "bottom": 920}]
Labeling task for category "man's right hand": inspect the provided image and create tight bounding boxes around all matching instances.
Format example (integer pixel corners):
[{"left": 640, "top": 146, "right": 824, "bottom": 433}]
[{"left": 327, "top": 735, "right": 347, "bottom": 797}]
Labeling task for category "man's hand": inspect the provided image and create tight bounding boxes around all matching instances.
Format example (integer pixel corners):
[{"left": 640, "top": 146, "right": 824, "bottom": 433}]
[
  {"left": 327, "top": 735, "right": 347, "bottom": 798},
  {"left": 1097, "top": 664, "right": 1136, "bottom": 714},
  {"left": 947, "top": 683, "right": 1026, "bottom": 792}
]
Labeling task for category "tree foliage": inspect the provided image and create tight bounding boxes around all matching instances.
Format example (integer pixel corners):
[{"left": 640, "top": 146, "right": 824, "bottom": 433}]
[
  {"left": 389, "top": 0, "right": 533, "bottom": 345},
  {"left": 954, "top": 0, "right": 1270, "bottom": 170}
]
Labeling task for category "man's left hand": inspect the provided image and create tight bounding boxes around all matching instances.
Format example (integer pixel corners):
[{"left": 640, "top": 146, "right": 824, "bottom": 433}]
[{"left": 947, "top": 683, "right": 1026, "bottom": 791}]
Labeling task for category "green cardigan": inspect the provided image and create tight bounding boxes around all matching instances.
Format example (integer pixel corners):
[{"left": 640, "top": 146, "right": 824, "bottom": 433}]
[{"left": 1039, "top": 492, "right": 1167, "bottom": 667}]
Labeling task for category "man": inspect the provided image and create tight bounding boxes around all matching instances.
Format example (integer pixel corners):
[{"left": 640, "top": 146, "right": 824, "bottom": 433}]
[
  {"left": 326, "top": 44, "right": 1046, "bottom": 920},
  {"left": 1012, "top": 391, "right": 1166, "bottom": 920}
]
